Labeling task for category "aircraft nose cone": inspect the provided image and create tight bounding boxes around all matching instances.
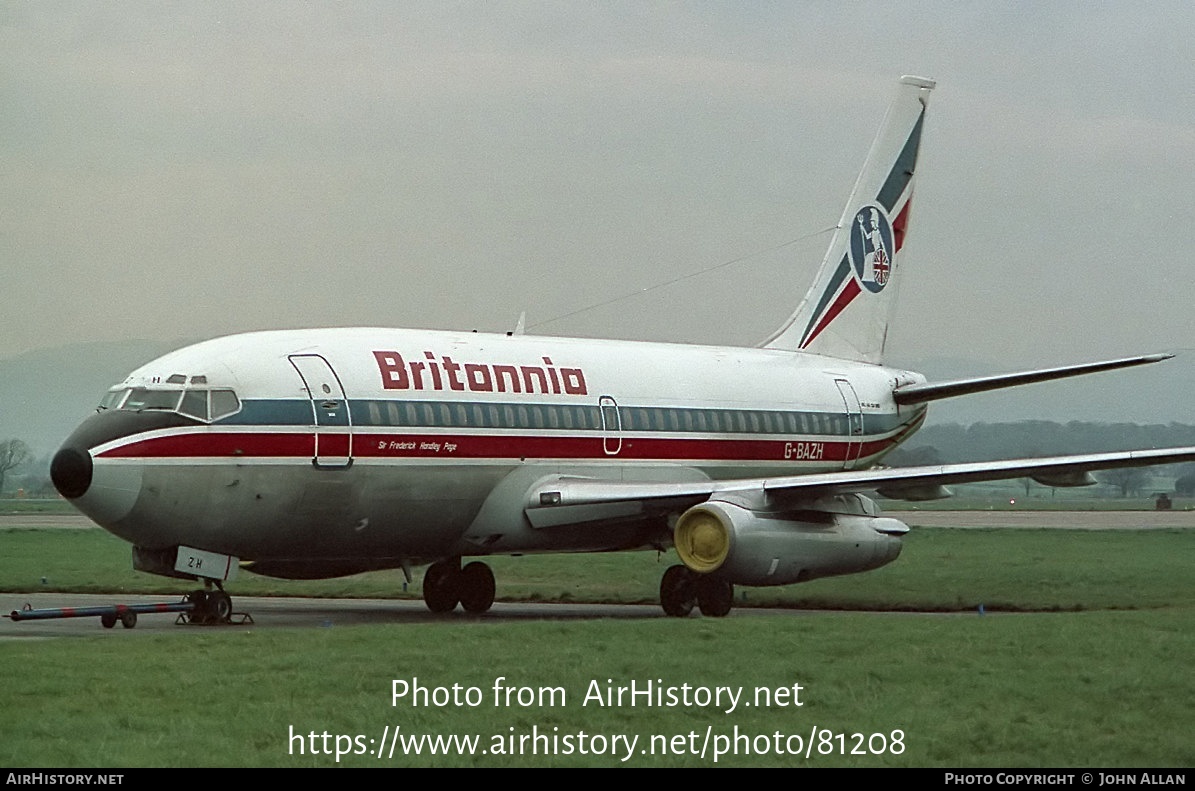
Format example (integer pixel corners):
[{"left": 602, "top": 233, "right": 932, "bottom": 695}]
[{"left": 51, "top": 446, "right": 93, "bottom": 499}]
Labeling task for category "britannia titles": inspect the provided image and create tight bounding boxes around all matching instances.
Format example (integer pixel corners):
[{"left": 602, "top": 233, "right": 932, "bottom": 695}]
[{"left": 373, "top": 351, "right": 588, "bottom": 396}]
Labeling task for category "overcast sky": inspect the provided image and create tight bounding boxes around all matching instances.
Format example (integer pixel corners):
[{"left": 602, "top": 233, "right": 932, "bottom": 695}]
[{"left": 4, "top": 3, "right": 1193, "bottom": 388}]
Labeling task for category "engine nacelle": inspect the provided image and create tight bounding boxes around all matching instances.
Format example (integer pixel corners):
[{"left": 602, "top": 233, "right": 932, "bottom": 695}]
[{"left": 673, "top": 500, "right": 908, "bottom": 586}]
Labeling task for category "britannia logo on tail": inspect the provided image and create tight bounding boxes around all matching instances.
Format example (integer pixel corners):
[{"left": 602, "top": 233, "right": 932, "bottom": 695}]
[{"left": 849, "top": 205, "right": 895, "bottom": 293}]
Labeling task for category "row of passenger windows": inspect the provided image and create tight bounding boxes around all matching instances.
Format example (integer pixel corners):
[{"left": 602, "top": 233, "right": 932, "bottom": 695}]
[
  {"left": 100, "top": 388, "right": 242, "bottom": 422},
  {"left": 353, "top": 399, "right": 855, "bottom": 436}
]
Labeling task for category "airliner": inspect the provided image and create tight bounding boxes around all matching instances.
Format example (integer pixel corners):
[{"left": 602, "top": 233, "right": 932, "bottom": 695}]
[{"left": 49, "top": 76, "right": 1195, "bottom": 622}]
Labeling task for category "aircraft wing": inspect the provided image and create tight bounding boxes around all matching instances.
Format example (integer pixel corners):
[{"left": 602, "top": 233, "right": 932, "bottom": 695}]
[{"left": 525, "top": 446, "right": 1195, "bottom": 527}]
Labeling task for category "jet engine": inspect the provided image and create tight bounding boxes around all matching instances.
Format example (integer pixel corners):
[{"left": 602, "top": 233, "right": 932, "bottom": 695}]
[{"left": 672, "top": 498, "right": 908, "bottom": 586}]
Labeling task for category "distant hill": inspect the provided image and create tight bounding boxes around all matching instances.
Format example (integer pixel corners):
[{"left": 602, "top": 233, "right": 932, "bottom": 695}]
[
  {"left": 0, "top": 339, "right": 192, "bottom": 457},
  {"left": 890, "top": 420, "right": 1195, "bottom": 465}
]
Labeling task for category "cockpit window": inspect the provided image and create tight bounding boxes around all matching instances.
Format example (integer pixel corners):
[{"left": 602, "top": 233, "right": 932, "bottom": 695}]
[
  {"left": 125, "top": 388, "right": 183, "bottom": 411},
  {"left": 179, "top": 389, "right": 209, "bottom": 421},
  {"left": 99, "top": 389, "right": 128, "bottom": 410},
  {"left": 104, "top": 386, "right": 241, "bottom": 423},
  {"left": 210, "top": 389, "right": 241, "bottom": 421}
]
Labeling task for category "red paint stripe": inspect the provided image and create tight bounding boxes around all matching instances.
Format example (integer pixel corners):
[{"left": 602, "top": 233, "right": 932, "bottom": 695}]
[
  {"left": 800, "top": 278, "right": 861, "bottom": 349},
  {"left": 100, "top": 433, "right": 314, "bottom": 459},
  {"left": 317, "top": 434, "right": 351, "bottom": 457},
  {"left": 97, "top": 430, "right": 904, "bottom": 464},
  {"left": 892, "top": 197, "right": 912, "bottom": 252}
]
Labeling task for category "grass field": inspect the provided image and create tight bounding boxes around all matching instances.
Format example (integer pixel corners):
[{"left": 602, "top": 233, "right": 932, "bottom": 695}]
[
  {"left": 1, "top": 523, "right": 1192, "bottom": 767},
  {"left": 3, "top": 526, "right": 1191, "bottom": 612}
]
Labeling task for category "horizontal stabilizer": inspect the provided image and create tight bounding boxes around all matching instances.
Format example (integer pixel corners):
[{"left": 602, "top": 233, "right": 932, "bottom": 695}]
[{"left": 892, "top": 353, "right": 1173, "bottom": 405}]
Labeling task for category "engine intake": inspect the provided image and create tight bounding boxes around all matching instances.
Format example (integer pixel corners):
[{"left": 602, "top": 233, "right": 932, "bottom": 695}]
[{"left": 674, "top": 500, "right": 908, "bottom": 586}]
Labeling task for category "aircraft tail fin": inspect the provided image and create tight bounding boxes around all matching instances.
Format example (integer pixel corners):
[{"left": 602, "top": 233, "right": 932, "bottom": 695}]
[{"left": 764, "top": 75, "right": 934, "bottom": 363}]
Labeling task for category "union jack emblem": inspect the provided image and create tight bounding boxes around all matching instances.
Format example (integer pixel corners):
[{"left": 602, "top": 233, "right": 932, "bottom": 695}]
[{"left": 872, "top": 246, "right": 890, "bottom": 286}]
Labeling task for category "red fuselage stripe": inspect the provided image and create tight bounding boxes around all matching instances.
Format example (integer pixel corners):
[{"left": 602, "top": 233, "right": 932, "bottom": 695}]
[{"left": 96, "top": 430, "right": 905, "bottom": 463}]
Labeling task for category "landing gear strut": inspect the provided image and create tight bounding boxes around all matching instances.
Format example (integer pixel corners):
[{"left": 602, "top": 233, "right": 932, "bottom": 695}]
[
  {"left": 659, "top": 565, "right": 734, "bottom": 618},
  {"left": 422, "top": 559, "right": 495, "bottom": 614}
]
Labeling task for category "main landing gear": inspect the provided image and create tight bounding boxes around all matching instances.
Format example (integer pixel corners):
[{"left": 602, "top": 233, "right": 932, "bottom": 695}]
[
  {"left": 422, "top": 558, "right": 496, "bottom": 614},
  {"left": 660, "top": 565, "right": 734, "bottom": 618}
]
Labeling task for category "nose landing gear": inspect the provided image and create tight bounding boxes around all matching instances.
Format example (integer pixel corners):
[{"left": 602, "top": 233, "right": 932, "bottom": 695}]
[{"left": 181, "top": 583, "right": 244, "bottom": 625}]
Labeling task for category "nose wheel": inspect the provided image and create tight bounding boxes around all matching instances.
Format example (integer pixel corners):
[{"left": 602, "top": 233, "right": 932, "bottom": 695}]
[{"left": 183, "top": 586, "right": 235, "bottom": 625}]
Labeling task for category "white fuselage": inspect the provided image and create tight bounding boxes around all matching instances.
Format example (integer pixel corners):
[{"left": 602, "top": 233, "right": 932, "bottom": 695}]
[{"left": 61, "top": 328, "right": 926, "bottom": 571}]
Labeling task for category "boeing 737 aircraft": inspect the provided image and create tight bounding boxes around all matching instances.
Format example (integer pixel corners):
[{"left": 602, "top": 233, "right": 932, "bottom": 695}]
[{"left": 50, "top": 76, "right": 1195, "bottom": 621}]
